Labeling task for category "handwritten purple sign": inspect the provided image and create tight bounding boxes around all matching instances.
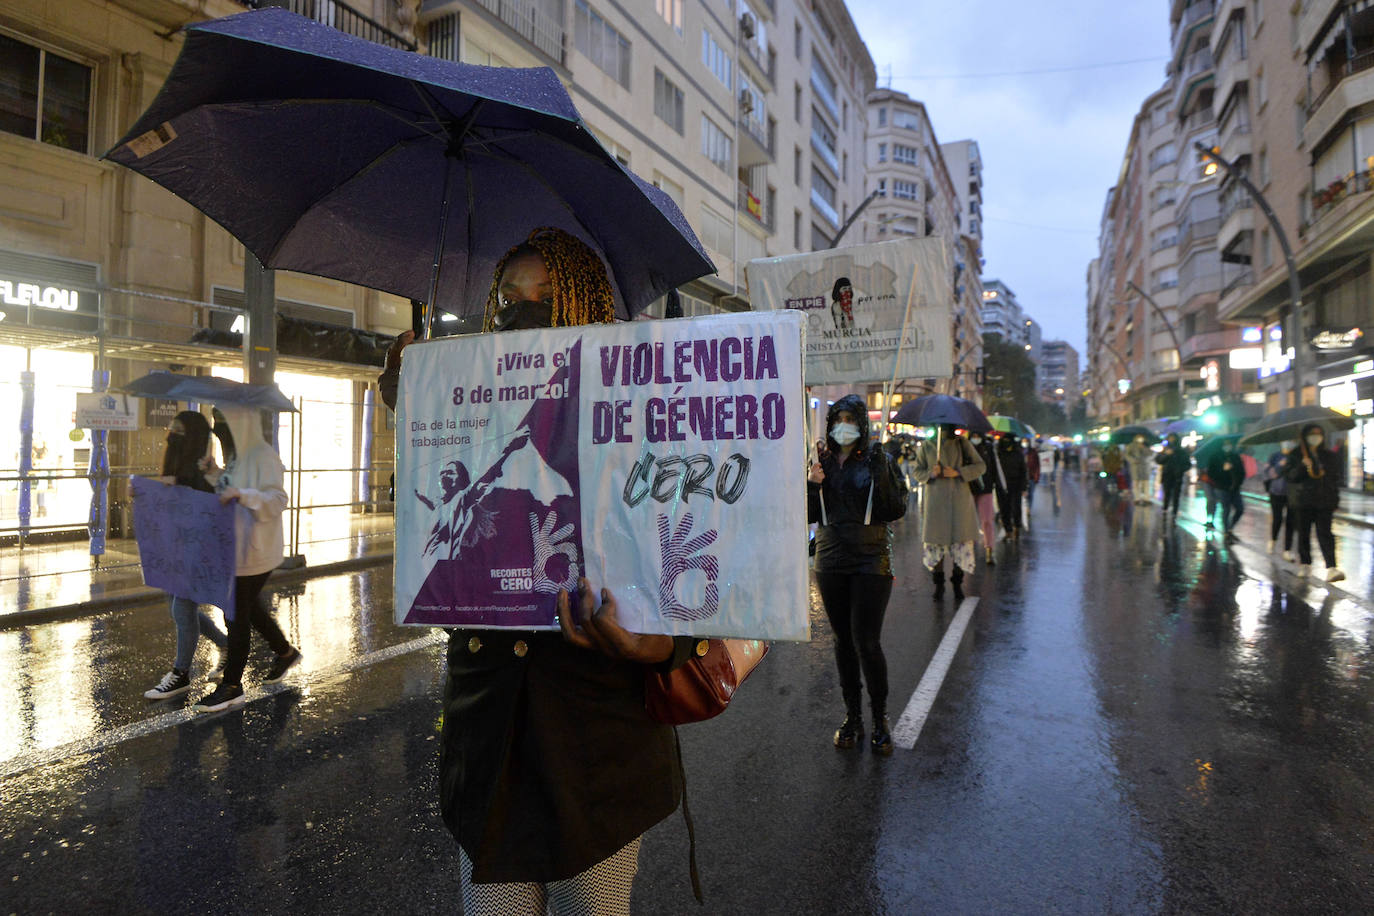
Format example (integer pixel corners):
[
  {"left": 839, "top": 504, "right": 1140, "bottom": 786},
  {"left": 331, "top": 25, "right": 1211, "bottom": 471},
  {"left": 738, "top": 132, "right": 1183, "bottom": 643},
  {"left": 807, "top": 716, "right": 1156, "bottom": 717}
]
[{"left": 131, "top": 477, "right": 236, "bottom": 614}]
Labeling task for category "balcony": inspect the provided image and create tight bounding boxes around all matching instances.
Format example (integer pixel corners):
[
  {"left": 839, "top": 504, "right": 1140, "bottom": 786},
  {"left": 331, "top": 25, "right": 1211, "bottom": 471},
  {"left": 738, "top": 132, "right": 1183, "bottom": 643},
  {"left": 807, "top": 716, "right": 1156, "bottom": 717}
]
[
  {"left": 1216, "top": 203, "right": 1254, "bottom": 256},
  {"left": 810, "top": 131, "right": 839, "bottom": 176},
  {"left": 473, "top": 0, "right": 566, "bottom": 62},
  {"left": 1297, "top": 0, "right": 1343, "bottom": 58},
  {"left": 1178, "top": 215, "right": 1220, "bottom": 254},
  {"left": 251, "top": 0, "right": 416, "bottom": 50},
  {"left": 1219, "top": 267, "right": 1254, "bottom": 301},
  {"left": 1173, "top": 46, "right": 1216, "bottom": 115},
  {"left": 1172, "top": 0, "right": 1215, "bottom": 54},
  {"left": 1304, "top": 50, "right": 1374, "bottom": 148},
  {"left": 741, "top": 40, "right": 776, "bottom": 89},
  {"left": 739, "top": 115, "right": 775, "bottom": 167},
  {"left": 1179, "top": 327, "right": 1240, "bottom": 364},
  {"left": 1217, "top": 106, "right": 1251, "bottom": 160},
  {"left": 738, "top": 181, "right": 775, "bottom": 233},
  {"left": 810, "top": 189, "right": 840, "bottom": 229},
  {"left": 1304, "top": 167, "right": 1374, "bottom": 234}
]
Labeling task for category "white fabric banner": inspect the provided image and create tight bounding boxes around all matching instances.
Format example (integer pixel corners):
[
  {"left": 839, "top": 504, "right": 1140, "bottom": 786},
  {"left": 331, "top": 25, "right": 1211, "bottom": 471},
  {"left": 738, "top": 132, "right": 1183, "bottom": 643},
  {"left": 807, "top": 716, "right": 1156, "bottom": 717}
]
[
  {"left": 394, "top": 310, "right": 809, "bottom": 641},
  {"left": 745, "top": 238, "right": 954, "bottom": 385}
]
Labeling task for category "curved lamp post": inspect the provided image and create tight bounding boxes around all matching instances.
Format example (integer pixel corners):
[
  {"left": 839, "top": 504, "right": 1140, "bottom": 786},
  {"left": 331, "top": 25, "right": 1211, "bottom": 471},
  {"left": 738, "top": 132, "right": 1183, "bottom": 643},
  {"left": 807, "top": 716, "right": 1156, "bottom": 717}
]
[{"left": 1125, "top": 280, "right": 1187, "bottom": 414}]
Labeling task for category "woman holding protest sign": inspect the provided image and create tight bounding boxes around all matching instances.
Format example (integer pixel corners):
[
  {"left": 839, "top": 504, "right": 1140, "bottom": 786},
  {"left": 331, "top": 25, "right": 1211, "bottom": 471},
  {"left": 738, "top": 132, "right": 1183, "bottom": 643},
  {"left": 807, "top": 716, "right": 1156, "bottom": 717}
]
[
  {"left": 192, "top": 405, "right": 301, "bottom": 712},
  {"left": 807, "top": 394, "right": 908, "bottom": 756},
  {"left": 143, "top": 410, "right": 230, "bottom": 700},
  {"left": 380, "top": 227, "right": 701, "bottom": 914}
]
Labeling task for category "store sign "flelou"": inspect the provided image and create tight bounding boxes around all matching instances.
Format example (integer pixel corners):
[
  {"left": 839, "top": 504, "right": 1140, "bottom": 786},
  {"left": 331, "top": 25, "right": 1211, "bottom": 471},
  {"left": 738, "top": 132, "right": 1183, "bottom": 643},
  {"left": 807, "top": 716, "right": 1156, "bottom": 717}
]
[{"left": 0, "top": 280, "right": 80, "bottom": 311}]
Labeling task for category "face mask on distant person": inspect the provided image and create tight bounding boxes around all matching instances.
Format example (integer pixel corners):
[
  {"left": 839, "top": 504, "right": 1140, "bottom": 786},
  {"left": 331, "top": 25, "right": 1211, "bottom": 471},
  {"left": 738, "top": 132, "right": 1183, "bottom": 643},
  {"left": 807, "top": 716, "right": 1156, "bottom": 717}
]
[
  {"left": 1281, "top": 440, "right": 1297, "bottom": 452},
  {"left": 831, "top": 423, "right": 861, "bottom": 446},
  {"left": 1307, "top": 434, "right": 1324, "bottom": 448},
  {"left": 970, "top": 436, "right": 982, "bottom": 446}
]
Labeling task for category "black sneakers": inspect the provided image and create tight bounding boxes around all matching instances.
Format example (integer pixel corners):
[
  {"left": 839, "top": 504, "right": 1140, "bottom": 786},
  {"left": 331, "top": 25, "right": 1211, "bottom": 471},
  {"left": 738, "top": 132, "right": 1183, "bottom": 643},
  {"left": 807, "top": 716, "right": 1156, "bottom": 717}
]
[
  {"left": 194, "top": 683, "right": 246, "bottom": 712},
  {"left": 870, "top": 717, "right": 894, "bottom": 756},
  {"left": 264, "top": 647, "right": 302, "bottom": 683},
  {"left": 144, "top": 669, "right": 191, "bottom": 700}
]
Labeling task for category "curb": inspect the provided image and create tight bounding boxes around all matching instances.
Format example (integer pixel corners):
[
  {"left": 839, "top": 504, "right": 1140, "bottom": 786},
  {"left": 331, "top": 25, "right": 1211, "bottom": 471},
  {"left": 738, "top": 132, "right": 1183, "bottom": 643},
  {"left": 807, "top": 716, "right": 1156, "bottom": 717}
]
[
  {"left": 0, "top": 551, "right": 394, "bottom": 631},
  {"left": 1238, "top": 490, "right": 1373, "bottom": 530}
]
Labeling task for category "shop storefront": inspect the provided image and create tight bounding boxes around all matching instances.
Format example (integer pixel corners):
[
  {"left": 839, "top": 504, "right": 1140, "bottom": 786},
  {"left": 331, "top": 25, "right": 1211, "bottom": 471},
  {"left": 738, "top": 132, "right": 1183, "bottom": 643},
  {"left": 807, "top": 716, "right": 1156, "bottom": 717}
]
[{"left": 1317, "top": 358, "right": 1374, "bottom": 491}]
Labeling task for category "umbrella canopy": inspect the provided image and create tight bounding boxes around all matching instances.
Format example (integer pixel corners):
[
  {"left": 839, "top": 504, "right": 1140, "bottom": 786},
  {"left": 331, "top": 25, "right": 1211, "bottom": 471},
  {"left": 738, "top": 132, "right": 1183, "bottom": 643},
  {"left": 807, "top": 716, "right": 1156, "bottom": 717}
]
[
  {"left": 1162, "top": 416, "right": 1206, "bottom": 436},
  {"left": 987, "top": 415, "right": 1034, "bottom": 439},
  {"left": 891, "top": 394, "right": 992, "bottom": 433},
  {"left": 104, "top": 8, "right": 714, "bottom": 323},
  {"left": 1239, "top": 405, "right": 1357, "bottom": 445},
  {"left": 123, "top": 372, "right": 296, "bottom": 412},
  {"left": 1192, "top": 434, "right": 1240, "bottom": 466},
  {"left": 1109, "top": 425, "right": 1155, "bottom": 445}
]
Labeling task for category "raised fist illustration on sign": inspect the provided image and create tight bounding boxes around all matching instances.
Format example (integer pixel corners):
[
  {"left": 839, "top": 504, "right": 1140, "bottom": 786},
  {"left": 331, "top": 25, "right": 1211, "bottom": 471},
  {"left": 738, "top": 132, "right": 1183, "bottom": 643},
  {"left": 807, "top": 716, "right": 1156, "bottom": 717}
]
[{"left": 657, "top": 512, "right": 720, "bottom": 622}]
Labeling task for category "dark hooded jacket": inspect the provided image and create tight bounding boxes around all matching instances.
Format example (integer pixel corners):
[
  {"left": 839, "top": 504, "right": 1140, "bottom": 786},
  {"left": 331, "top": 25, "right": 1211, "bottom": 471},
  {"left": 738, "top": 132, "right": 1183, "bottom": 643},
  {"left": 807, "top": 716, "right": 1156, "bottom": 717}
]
[
  {"left": 1206, "top": 445, "right": 1246, "bottom": 492},
  {"left": 162, "top": 410, "right": 214, "bottom": 493},
  {"left": 1284, "top": 424, "right": 1342, "bottom": 511},
  {"left": 1155, "top": 436, "right": 1192, "bottom": 479},
  {"left": 806, "top": 394, "right": 908, "bottom": 575},
  {"left": 968, "top": 434, "right": 1002, "bottom": 496},
  {"left": 995, "top": 434, "right": 1028, "bottom": 492}
]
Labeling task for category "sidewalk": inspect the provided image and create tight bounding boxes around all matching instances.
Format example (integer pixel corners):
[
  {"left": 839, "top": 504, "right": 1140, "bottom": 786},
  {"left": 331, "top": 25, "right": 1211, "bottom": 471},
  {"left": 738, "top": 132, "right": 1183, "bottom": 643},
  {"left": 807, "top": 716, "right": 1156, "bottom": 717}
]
[{"left": 0, "top": 508, "right": 395, "bottom": 628}]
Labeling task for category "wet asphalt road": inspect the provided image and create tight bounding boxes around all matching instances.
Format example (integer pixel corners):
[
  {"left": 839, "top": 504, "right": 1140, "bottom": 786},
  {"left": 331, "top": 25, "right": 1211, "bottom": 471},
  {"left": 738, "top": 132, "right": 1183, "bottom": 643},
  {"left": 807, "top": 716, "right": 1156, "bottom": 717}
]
[{"left": 3, "top": 476, "right": 1374, "bottom": 914}]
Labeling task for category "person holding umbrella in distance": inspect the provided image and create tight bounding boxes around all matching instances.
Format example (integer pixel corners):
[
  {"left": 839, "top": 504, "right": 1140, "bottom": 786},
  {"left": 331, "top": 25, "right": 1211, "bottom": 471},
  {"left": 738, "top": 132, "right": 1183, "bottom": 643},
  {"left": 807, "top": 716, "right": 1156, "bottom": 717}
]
[{"left": 1285, "top": 423, "right": 1345, "bottom": 582}]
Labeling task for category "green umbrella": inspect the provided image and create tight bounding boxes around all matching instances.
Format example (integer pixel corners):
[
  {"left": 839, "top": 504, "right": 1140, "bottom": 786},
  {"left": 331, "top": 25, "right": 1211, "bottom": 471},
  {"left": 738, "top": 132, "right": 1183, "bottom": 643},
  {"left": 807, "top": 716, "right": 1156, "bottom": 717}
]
[{"left": 987, "top": 415, "right": 1034, "bottom": 439}]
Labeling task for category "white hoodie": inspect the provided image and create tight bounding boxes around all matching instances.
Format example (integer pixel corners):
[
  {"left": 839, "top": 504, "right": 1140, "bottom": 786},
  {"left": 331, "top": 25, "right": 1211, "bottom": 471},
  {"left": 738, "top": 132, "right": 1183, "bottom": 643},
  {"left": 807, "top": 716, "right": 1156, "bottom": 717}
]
[{"left": 214, "top": 406, "right": 287, "bottom": 577}]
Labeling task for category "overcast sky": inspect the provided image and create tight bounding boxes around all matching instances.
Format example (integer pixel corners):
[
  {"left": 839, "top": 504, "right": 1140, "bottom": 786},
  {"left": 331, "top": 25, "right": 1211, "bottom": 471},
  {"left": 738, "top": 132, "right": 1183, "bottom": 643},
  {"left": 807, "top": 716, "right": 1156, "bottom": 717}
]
[{"left": 847, "top": 0, "right": 1174, "bottom": 356}]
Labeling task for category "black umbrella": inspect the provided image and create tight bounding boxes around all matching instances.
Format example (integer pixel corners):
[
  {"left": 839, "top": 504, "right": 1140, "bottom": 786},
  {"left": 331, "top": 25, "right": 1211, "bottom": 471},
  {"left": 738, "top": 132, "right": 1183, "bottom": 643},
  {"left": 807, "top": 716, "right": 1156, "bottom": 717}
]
[
  {"left": 104, "top": 8, "right": 714, "bottom": 330},
  {"left": 891, "top": 394, "right": 992, "bottom": 432},
  {"left": 1109, "top": 425, "right": 1154, "bottom": 445},
  {"left": 1239, "top": 405, "right": 1357, "bottom": 445}
]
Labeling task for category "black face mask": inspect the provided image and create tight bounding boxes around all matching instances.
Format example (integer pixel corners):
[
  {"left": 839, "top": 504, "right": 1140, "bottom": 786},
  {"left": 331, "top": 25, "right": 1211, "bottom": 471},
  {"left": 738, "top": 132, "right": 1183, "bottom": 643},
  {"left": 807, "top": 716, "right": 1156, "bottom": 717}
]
[{"left": 493, "top": 298, "right": 554, "bottom": 331}]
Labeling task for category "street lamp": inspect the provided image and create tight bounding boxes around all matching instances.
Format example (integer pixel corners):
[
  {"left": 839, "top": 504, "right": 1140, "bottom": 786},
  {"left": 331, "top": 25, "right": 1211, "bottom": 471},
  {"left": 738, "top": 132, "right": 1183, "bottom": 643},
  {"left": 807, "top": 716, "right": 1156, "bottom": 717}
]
[
  {"left": 1125, "top": 280, "right": 1187, "bottom": 415},
  {"left": 1194, "top": 142, "right": 1305, "bottom": 407}
]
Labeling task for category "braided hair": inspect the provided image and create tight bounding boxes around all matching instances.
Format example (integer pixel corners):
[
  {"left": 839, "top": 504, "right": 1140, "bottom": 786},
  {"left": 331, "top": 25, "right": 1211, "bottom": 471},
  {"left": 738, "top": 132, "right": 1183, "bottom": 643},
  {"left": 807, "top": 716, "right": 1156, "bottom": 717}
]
[{"left": 481, "top": 227, "right": 616, "bottom": 331}]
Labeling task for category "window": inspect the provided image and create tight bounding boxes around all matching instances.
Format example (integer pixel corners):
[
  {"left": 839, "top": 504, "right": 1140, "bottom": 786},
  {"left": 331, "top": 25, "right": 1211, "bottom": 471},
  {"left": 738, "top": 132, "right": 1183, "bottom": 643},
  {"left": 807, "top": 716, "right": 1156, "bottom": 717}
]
[
  {"left": 655, "top": 0, "right": 683, "bottom": 33},
  {"left": 877, "top": 142, "right": 886, "bottom": 162},
  {"left": 892, "top": 179, "right": 918, "bottom": 200},
  {"left": 654, "top": 70, "right": 684, "bottom": 134},
  {"left": 811, "top": 167, "right": 836, "bottom": 205},
  {"left": 811, "top": 110, "right": 838, "bottom": 172},
  {"left": 1149, "top": 142, "right": 1177, "bottom": 172},
  {"left": 0, "top": 34, "right": 91, "bottom": 153},
  {"left": 1255, "top": 68, "right": 1267, "bottom": 109},
  {"left": 794, "top": 209, "right": 802, "bottom": 249},
  {"left": 794, "top": 145, "right": 801, "bottom": 186},
  {"left": 575, "top": 1, "right": 631, "bottom": 88},
  {"left": 702, "top": 29, "right": 731, "bottom": 89},
  {"left": 1261, "top": 228, "right": 1272, "bottom": 268},
  {"left": 794, "top": 83, "right": 802, "bottom": 121},
  {"left": 876, "top": 178, "right": 886, "bottom": 196},
  {"left": 892, "top": 143, "right": 918, "bottom": 165},
  {"left": 970, "top": 219, "right": 978, "bottom": 235},
  {"left": 810, "top": 58, "right": 838, "bottom": 119},
  {"left": 1259, "top": 146, "right": 1270, "bottom": 186},
  {"left": 653, "top": 172, "right": 684, "bottom": 210},
  {"left": 877, "top": 107, "right": 886, "bottom": 127},
  {"left": 842, "top": 150, "right": 848, "bottom": 182},
  {"left": 701, "top": 115, "right": 732, "bottom": 172},
  {"left": 892, "top": 109, "right": 922, "bottom": 131},
  {"left": 842, "top": 99, "right": 848, "bottom": 131},
  {"left": 794, "top": 20, "right": 802, "bottom": 59},
  {"left": 698, "top": 203, "right": 733, "bottom": 255}
]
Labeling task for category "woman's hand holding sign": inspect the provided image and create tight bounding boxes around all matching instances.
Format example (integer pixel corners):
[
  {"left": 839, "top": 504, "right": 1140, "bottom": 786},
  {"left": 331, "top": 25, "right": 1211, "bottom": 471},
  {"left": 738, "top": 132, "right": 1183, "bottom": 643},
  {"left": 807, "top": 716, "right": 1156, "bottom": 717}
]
[{"left": 557, "top": 577, "right": 674, "bottom": 664}]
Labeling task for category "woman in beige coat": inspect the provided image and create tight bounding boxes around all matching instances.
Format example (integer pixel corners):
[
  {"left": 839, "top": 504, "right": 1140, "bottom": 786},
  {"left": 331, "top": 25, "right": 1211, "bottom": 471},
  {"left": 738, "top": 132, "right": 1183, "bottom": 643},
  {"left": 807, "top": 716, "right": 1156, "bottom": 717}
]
[{"left": 911, "top": 425, "right": 986, "bottom": 600}]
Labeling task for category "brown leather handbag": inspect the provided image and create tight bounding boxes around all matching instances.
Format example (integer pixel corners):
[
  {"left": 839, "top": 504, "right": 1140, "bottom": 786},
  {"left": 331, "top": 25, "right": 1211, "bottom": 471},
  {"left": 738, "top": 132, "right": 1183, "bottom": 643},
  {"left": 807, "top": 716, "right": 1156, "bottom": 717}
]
[{"left": 645, "top": 638, "right": 769, "bottom": 725}]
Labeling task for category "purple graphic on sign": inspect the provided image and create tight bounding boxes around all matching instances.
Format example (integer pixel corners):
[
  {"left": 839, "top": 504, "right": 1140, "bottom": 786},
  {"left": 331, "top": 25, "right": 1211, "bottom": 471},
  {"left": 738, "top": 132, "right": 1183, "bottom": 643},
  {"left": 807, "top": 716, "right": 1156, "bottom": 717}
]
[
  {"left": 656, "top": 512, "right": 720, "bottom": 622},
  {"left": 131, "top": 476, "right": 236, "bottom": 613},
  {"left": 404, "top": 341, "right": 584, "bottom": 626}
]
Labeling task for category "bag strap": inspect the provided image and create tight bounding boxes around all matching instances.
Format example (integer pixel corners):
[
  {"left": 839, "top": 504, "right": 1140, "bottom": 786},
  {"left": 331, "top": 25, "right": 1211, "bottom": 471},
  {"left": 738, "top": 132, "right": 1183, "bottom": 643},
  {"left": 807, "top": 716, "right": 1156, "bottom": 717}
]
[
  {"left": 864, "top": 480, "right": 874, "bottom": 525},
  {"left": 673, "top": 727, "right": 704, "bottom": 904}
]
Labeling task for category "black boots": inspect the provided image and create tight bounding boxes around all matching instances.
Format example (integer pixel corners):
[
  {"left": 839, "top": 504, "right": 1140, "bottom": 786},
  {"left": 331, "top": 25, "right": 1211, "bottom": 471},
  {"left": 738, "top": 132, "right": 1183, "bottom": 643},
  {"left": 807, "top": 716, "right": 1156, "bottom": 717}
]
[
  {"left": 833, "top": 712, "right": 864, "bottom": 749},
  {"left": 931, "top": 567, "right": 945, "bottom": 599},
  {"left": 870, "top": 713, "right": 893, "bottom": 756},
  {"left": 951, "top": 566, "right": 965, "bottom": 602}
]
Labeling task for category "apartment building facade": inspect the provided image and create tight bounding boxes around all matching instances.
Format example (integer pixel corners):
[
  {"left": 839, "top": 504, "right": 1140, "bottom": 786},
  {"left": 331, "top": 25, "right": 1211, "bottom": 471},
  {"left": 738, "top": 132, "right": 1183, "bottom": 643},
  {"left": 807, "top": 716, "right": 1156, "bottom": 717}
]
[
  {"left": 860, "top": 88, "right": 983, "bottom": 403},
  {"left": 1214, "top": 0, "right": 1374, "bottom": 488},
  {"left": 1039, "top": 339, "right": 1080, "bottom": 409}
]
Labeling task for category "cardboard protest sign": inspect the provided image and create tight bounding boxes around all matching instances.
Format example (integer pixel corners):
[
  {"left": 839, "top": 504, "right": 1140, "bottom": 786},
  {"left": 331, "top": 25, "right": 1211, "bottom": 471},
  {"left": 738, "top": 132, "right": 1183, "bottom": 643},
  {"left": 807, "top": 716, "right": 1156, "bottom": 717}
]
[
  {"left": 745, "top": 238, "right": 953, "bottom": 385},
  {"left": 394, "top": 311, "right": 809, "bottom": 640},
  {"left": 131, "top": 476, "right": 236, "bottom": 611}
]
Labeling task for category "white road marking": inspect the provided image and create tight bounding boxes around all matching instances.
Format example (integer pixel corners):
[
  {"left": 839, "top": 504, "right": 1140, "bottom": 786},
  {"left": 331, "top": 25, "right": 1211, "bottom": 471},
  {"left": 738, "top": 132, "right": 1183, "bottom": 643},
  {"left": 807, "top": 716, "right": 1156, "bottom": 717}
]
[
  {"left": 0, "top": 631, "right": 447, "bottom": 780},
  {"left": 892, "top": 597, "right": 979, "bottom": 750}
]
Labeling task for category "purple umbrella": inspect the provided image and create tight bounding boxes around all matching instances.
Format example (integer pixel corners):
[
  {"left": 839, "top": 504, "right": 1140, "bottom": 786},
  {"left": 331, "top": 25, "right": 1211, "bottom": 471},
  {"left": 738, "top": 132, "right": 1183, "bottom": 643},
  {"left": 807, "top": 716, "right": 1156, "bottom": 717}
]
[{"left": 104, "top": 8, "right": 714, "bottom": 330}]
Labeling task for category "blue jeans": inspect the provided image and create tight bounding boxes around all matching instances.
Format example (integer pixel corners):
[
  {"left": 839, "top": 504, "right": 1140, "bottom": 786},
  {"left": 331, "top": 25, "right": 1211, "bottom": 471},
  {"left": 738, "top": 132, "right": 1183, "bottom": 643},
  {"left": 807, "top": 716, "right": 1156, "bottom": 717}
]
[{"left": 170, "top": 595, "right": 228, "bottom": 672}]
